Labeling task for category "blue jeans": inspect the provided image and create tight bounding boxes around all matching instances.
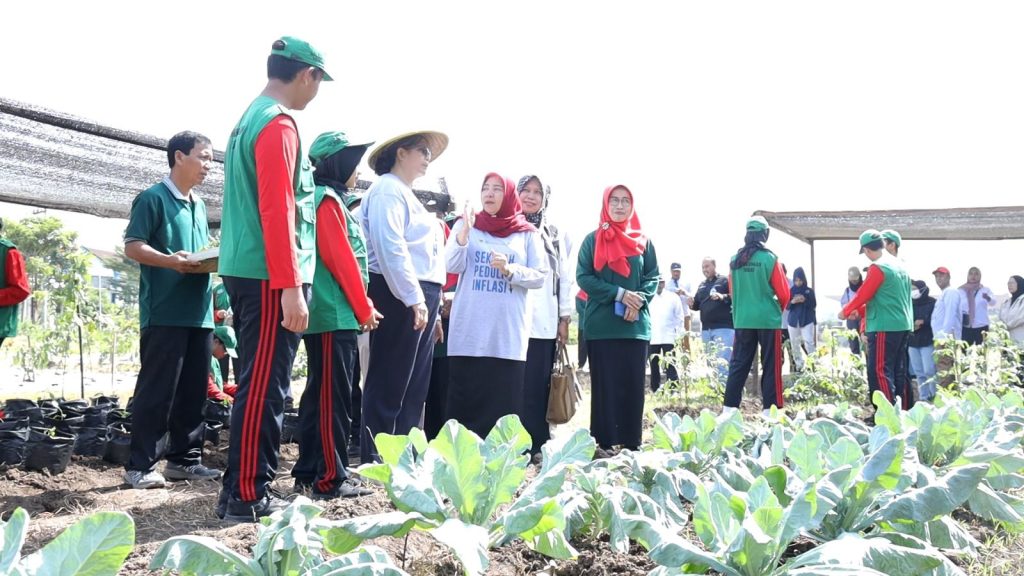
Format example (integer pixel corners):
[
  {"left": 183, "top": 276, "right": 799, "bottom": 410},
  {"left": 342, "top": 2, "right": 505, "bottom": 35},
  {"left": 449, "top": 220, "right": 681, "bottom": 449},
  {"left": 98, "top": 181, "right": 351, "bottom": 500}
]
[
  {"left": 908, "top": 345, "right": 936, "bottom": 401},
  {"left": 702, "top": 328, "right": 735, "bottom": 381}
]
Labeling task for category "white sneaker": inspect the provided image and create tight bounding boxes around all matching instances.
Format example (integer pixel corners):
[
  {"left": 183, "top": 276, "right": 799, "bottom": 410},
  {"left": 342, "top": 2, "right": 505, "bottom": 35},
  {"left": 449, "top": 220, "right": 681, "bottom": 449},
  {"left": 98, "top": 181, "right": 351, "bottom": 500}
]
[
  {"left": 762, "top": 409, "right": 772, "bottom": 419},
  {"left": 124, "top": 469, "right": 166, "bottom": 489},
  {"left": 720, "top": 406, "right": 739, "bottom": 419}
]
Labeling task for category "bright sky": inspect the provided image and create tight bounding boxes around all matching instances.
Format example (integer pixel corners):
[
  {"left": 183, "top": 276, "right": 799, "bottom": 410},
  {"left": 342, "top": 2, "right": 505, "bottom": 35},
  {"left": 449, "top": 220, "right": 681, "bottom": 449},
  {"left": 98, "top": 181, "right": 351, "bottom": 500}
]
[{"left": 3, "top": 1, "right": 1023, "bottom": 317}]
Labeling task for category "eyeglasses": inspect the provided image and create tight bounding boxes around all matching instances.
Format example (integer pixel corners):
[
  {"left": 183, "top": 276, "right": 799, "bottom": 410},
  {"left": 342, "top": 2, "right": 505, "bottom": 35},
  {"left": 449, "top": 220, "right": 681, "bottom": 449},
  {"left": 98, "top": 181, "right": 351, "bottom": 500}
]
[
  {"left": 608, "top": 197, "right": 632, "bottom": 207},
  {"left": 414, "top": 146, "right": 433, "bottom": 161}
]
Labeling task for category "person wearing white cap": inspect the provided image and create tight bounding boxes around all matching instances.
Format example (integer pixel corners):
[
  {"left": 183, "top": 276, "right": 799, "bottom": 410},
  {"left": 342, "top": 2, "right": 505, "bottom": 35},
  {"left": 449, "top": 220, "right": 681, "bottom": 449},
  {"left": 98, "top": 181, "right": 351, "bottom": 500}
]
[
  {"left": 930, "top": 266, "right": 961, "bottom": 389},
  {"left": 648, "top": 276, "right": 685, "bottom": 392}
]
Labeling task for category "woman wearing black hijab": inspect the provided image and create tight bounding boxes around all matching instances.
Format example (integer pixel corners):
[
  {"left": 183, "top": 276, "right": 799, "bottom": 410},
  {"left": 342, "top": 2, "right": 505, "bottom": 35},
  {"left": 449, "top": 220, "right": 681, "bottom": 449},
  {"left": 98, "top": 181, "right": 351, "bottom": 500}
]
[
  {"left": 999, "top": 276, "right": 1024, "bottom": 381},
  {"left": 908, "top": 280, "right": 937, "bottom": 401}
]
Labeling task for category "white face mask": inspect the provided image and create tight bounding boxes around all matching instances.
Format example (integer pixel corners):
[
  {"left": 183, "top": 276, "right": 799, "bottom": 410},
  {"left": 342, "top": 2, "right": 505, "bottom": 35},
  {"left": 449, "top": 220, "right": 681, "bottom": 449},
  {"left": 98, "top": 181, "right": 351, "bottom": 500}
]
[{"left": 911, "top": 289, "right": 922, "bottom": 300}]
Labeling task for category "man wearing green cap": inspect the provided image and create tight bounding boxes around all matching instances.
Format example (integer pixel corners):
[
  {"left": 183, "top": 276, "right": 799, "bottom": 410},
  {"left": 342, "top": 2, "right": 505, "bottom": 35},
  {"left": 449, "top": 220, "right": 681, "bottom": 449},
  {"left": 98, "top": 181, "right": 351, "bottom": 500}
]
[
  {"left": 723, "top": 216, "right": 791, "bottom": 417},
  {"left": 840, "top": 229, "right": 914, "bottom": 410},
  {"left": 290, "top": 131, "right": 379, "bottom": 500},
  {"left": 207, "top": 326, "right": 239, "bottom": 402},
  {"left": 881, "top": 229, "right": 902, "bottom": 258},
  {"left": 217, "top": 36, "right": 331, "bottom": 521}
]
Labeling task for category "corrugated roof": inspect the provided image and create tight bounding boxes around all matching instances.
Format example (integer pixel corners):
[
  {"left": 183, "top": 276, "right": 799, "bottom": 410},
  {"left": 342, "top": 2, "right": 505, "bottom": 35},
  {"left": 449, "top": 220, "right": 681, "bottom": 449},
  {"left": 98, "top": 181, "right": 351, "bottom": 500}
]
[
  {"left": 755, "top": 206, "right": 1024, "bottom": 244},
  {"left": 0, "top": 97, "right": 453, "bottom": 223}
]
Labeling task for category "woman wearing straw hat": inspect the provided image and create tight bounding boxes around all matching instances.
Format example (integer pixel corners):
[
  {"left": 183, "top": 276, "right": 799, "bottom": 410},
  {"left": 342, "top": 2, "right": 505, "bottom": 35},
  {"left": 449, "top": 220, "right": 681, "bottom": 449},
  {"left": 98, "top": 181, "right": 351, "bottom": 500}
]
[
  {"left": 445, "top": 173, "right": 548, "bottom": 439},
  {"left": 576, "top": 185, "right": 659, "bottom": 455},
  {"left": 359, "top": 130, "right": 448, "bottom": 462}
]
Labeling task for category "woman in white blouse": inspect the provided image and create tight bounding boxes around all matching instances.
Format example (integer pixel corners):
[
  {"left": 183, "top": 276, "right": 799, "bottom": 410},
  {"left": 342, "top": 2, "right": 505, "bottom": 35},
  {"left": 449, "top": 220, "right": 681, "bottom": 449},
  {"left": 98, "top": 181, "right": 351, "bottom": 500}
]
[
  {"left": 359, "top": 130, "right": 448, "bottom": 462},
  {"left": 516, "top": 175, "right": 573, "bottom": 457}
]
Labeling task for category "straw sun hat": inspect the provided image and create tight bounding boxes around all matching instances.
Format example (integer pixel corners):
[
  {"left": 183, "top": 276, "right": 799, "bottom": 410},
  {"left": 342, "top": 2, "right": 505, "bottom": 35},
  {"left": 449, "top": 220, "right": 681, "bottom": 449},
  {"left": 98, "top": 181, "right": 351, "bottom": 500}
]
[{"left": 367, "top": 130, "right": 449, "bottom": 173}]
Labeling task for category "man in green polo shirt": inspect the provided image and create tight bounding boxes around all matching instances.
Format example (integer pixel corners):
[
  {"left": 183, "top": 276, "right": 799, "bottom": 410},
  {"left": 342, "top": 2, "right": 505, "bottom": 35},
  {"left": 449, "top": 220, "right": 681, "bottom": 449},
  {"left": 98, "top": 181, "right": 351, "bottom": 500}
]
[
  {"left": 217, "top": 36, "right": 331, "bottom": 522},
  {"left": 123, "top": 130, "right": 220, "bottom": 489},
  {"left": 840, "top": 229, "right": 914, "bottom": 410}
]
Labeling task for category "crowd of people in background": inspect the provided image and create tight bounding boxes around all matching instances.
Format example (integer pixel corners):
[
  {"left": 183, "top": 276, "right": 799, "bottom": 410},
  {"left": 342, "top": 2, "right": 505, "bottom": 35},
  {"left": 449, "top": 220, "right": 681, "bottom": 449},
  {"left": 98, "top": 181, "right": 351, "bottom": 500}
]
[{"left": 7, "top": 35, "right": 1009, "bottom": 524}]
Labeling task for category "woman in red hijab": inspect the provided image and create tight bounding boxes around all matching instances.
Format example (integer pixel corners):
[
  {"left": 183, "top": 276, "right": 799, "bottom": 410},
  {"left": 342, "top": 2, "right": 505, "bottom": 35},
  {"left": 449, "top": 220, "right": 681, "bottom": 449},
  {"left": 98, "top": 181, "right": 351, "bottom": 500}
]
[
  {"left": 576, "top": 185, "right": 659, "bottom": 455},
  {"left": 444, "top": 173, "right": 549, "bottom": 438}
]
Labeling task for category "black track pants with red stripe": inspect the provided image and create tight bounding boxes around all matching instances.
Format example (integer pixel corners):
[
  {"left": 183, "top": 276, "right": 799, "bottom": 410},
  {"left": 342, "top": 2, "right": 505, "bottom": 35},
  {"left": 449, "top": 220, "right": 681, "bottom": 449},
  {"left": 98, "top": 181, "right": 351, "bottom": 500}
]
[
  {"left": 724, "top": 328, "right": 784, "bottom": 410},
  {"left": 221, "top": 277, "right": 308, "bottom": 503},
  {"left": 293, "top": 330, "right": 357, "bottom": 495},
  {"left": 867, "top": 331, "right": 913, "bottom": 410}
]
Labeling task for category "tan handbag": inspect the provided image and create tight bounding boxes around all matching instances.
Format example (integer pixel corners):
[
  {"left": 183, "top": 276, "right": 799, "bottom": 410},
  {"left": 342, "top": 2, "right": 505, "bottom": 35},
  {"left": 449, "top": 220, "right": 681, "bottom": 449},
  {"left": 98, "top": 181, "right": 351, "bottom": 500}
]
[{"left": 546, "top": 343, "right": 582, "bottom": 425}]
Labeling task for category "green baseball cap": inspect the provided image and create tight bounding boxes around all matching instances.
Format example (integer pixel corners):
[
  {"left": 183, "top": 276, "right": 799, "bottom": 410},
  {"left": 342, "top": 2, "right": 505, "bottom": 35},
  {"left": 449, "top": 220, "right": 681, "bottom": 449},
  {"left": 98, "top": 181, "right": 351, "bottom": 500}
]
[
  {"left": 271, "top": 36, "right": 333, "bottom": 81},
  {"left": 881, "top": 229, "right": 902, "bottom": 247},
  {"left": 213, "top": 326, "right": 238, "bottom": 358},
  {"left": 859, "top": 229, "right": 883, "bottom": 253},
  {"left": 746, "top": 215, "right": 769, "bottom": 232},
  {"left": 308, "top": 131, "right": 375, "bottom": 165}
]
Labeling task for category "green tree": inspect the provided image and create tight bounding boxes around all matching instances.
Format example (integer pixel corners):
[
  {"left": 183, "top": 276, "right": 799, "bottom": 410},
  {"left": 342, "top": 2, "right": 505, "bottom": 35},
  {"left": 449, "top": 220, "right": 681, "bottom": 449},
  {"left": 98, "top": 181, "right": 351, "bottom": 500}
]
[{"left": 106, "top": 246, "right": 141, "bottom": 307}]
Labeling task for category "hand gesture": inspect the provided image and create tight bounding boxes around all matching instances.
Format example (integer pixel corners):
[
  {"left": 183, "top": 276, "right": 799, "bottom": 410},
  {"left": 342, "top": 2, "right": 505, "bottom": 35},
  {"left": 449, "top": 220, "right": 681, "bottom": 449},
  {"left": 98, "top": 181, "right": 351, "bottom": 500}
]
[
  {"left": 168, "top": 251, "right": 201, "bottom": 274},
  {"left": 411, "top": 302, "right": 429, "bottom": 331},
  {"left": 623, "top": 306, "right": 639, "bottom": 322},
  {"left": 490, "top": 252, "right": 509, "bottom": 276},
  {"left": 281, "top": 287, "right": 309, "bottom": 333},
  {"left": 457, "top": 202, "right": 475, "bottom": 246},
  {"left": 622, "top": 290, "right": 644, "bottom": 311},
  {"left": 557, "top": 319, "right": 569, "bottom": 345},
  {"left": 433, "top": 319, "right": 445, "bottom": 344},
  {"left": 361, "top": 309, "right": 384, "bottom": 332}
]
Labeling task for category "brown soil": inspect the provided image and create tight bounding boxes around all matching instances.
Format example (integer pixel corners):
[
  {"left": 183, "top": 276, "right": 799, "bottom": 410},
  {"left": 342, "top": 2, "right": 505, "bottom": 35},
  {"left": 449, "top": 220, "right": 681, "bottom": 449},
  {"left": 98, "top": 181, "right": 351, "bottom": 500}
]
[
  {"left": 3, "top": 406, "right": 1021, "bottom": 575},
  {"left": 0, "top": 435, "right": 660, "bottom": 575}
]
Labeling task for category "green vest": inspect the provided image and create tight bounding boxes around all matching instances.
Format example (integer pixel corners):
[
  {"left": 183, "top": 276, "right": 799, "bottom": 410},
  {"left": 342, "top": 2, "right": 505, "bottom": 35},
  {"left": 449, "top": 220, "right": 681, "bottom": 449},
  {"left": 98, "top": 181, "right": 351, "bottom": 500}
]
[
  {"left": 210, "top": 356, "right": 223, "bottom": 390},
  {"left": 219, "top": 95, "right": 316, "bottom": 283},
  {"left": 0, "top": 239, "right": 20, "bottom": 338},
  {"left": 865, "top": 257, "right": 913, "bottom": 333},
  {"left": 306, "top": 186, "right": 367, "bottom": 334},
  {"left": 730, "top": 249, "right": 783, "bottom": 329}
]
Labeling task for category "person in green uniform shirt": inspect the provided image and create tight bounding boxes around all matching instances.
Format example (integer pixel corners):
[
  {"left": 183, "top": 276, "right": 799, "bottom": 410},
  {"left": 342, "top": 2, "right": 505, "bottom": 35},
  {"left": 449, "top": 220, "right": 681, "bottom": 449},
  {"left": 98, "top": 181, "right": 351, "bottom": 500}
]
[
  {"left": 211, "top": 280, "right": 235, "bottom": 383},
  {"left": 290, "top": 131, "right": 380, "bottom": 500},
  {"left": 840, "top": 229, "right": 914, "bottom": 410},
  {"left": 0, "top": 217, "right": 31, "bottom": 350},
  {"left": 722, "top": 216, "right": 791, "bottom": 418},
  {"left": 576, "top": 185, "right": 659, "bottom": 456},
  {"left": 216, "top": 36, "right": 331, "bottom": 521},
  {"left": 208, "top": 326, "right": 239, "bottom": 402},
  {"left": 123, "top": 131, "right": 220, "bottom": 489}
]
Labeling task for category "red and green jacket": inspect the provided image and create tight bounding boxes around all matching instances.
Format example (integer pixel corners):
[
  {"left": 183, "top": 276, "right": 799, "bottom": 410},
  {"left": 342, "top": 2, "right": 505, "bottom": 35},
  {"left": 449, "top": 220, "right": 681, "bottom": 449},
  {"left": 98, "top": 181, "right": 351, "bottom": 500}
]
[
  {"left": 728, "top": 249, "right": 790, "bottom": 329},
  {"left": 219, "top": 96, "right": 316, "bottom": 287},
  {"left": 306, "top": 186, "right": 374, "bottom": 334},
  {"left": 841, "top": 256, "right": 913, "bottom": 333},
  {"left": 0, "top": 238, "right": 31, "bottom": 338}
]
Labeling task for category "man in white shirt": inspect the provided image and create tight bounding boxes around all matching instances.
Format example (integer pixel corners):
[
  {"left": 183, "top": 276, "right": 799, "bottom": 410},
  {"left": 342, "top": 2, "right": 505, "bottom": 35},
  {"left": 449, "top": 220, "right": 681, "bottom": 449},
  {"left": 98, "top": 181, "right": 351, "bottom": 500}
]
[
  {"left": 666, "top": 262, "right": 692, "bottom": 349},
  {"left": 649, "top": 277, "right": 686, "bottom": 392},
  {"left": 931, "top": 266, "right": 962, "bottom": 390}
]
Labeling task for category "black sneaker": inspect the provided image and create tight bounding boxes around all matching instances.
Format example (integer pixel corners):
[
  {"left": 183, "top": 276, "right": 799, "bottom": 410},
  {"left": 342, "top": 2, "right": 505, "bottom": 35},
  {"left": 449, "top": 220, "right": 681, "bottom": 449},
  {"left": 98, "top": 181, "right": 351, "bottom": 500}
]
[
  {"left": 223, "top": 493, "right": 290, "bottom": 523},
  {"left": 312, "top": 477, "right": 373, "bottom": 500},
  {"left": 165, "top": 462, "right": 222, "bottom": 481},
  {"left": 215, "top": 489, "right": 229, "bottom": 519}
]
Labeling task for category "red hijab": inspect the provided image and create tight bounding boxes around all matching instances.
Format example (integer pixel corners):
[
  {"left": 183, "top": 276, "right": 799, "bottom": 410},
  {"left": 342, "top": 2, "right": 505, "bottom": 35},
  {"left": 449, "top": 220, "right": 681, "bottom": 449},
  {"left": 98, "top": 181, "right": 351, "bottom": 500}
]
[
  {"left": 473, "top": 172, "right": 536, "bottom": 238},
  {"left": 594, "top": 185, "right": 646, "bottom": 277}
]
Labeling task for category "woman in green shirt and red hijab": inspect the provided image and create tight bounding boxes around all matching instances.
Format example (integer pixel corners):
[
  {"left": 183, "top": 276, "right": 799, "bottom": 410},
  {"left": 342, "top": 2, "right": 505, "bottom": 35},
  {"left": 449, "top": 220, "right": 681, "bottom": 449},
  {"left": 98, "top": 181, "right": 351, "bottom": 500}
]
[{"left": 576, "top": 185, "right": 659, "bottom": 454}]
